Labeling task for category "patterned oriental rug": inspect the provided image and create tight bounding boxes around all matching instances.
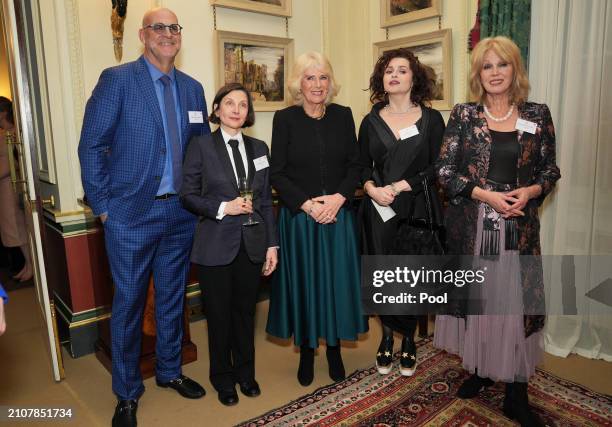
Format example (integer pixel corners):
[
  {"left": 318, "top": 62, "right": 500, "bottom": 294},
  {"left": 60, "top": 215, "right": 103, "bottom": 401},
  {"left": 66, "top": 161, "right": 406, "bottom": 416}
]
[{"left": 238, "top": 338, "right": 611, "bottom": 426}]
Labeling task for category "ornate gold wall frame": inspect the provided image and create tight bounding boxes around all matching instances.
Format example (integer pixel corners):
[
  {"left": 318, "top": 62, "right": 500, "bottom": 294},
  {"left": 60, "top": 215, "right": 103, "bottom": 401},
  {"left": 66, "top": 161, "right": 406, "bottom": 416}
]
[
  {"left": 380, "top": 0, "right": 441, "bottom": 28},
  {"left": 211, "top": 0, "right": 291, "bottom": 17},
  {"left": 215, "top": 30, "right": 293, "bottom": 112}
]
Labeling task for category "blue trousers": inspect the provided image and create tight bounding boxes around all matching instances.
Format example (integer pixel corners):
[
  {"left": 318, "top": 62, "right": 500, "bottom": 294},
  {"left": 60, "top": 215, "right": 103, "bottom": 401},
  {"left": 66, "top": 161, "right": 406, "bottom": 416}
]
[{"left": 103, "top": 196, "right": 196, "bottom": 400}]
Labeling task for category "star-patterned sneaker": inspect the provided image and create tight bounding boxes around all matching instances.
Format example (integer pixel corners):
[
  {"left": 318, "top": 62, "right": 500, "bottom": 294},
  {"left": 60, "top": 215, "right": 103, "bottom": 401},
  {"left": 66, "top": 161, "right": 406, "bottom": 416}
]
[
  {"left": 399, "top": 336, "right": 417, "bottom": 376},
  {"left": 375, "top": 335, "right": 394, "bottom": 375}
]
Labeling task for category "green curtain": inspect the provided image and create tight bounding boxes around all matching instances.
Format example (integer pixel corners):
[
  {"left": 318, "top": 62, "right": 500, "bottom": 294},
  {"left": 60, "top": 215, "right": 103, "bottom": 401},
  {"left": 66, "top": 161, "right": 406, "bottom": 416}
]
[{"left": 480, "top": 0, "right": 531, "bottom": 65}]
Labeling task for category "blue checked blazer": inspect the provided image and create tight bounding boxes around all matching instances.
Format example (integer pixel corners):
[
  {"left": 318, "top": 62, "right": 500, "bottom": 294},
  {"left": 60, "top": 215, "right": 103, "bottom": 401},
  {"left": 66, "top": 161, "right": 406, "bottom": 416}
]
[{"left": 78, "top": 56, "right": 210, "bottom": 223}]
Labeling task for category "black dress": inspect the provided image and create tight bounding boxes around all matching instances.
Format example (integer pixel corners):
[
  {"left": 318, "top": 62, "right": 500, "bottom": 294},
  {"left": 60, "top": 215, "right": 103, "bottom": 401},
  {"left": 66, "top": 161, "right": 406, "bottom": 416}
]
[{"left": 357, "top": 102, "right": 445, "bottom": 335}]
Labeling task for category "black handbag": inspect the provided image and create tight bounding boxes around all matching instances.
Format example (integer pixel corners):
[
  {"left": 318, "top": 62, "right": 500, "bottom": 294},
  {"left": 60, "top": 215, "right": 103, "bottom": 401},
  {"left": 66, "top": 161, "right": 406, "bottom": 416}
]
[{"left": 391, "top": 173, "right": 445, "bottom": 255}]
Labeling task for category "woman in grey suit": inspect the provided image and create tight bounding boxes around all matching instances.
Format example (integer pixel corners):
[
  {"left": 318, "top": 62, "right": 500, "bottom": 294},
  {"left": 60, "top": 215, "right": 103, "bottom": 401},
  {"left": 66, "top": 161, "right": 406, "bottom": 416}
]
[{"left": 180, "top": 83, "right": 278, "bottom": 407}]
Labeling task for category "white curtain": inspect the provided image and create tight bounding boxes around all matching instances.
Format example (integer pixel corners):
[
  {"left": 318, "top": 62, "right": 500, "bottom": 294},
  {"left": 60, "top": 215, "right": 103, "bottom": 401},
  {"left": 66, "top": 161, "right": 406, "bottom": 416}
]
[{"left": 529, "top": 0, "right": 612, "bottom": 361}]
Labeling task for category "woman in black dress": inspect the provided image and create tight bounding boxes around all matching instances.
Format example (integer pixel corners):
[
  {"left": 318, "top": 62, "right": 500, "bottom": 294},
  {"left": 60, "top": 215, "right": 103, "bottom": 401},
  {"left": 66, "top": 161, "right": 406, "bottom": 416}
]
[{"left": 358, "top": 48, "right": 445, "bottom": 376}]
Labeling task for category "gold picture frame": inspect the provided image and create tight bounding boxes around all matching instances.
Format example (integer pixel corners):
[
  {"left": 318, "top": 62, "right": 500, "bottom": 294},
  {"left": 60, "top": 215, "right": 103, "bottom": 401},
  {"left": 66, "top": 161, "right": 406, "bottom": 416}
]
[
  {"left": 215, "top": 30, "right": 294, "bottom": 112},
  {"left": 374, "top": 29, "right": 453, "bottom": 110},
  {"left": 380, "top": 0, "right": 441, "bottom": 28},
  {"left": 210, "top": 0, "right": 292, "bottom": 17}
]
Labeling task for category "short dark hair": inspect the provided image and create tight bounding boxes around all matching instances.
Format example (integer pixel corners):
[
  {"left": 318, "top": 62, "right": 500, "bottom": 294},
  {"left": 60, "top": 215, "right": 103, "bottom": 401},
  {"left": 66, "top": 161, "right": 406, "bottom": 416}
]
[
  {"left": 0, "top": 96, "right": 14, "bottom": 124},
  {"left": 208, "top": 83, "right": 255, "bottom": 128},
  {"left": 368, "top": 48, "right": 436, "bottom": 106}
]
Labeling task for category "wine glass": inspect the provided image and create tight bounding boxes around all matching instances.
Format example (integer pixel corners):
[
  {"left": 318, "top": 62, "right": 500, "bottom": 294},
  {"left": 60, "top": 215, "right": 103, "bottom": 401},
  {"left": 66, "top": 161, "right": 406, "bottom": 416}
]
[{"left": 239, "top": 177, "right": 259, "bottom": 226}]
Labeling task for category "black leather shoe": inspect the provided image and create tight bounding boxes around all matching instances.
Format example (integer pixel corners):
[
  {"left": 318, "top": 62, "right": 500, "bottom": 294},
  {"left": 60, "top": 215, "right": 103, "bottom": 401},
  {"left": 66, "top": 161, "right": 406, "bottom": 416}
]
[
  {"left": 218, "top": 388, "right": 239, "bottom": 406},
  {"left": 457, "top": 373, "right": 495, "bottom": 399},
  {"left": 238, "top": 380, "right": 261, "bottom": 397},
  {"left": 156, "top": 375, "right": 206, "bottom": 399},
  {"left": 112, "top": 400, "right": 137, "bottom": 427}
]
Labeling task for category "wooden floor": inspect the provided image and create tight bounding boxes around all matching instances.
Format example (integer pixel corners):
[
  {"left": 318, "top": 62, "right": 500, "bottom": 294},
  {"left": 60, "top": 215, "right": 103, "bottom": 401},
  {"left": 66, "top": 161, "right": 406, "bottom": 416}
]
[{"left": 0, "top": 286, "right": 610, "bottom": 427}]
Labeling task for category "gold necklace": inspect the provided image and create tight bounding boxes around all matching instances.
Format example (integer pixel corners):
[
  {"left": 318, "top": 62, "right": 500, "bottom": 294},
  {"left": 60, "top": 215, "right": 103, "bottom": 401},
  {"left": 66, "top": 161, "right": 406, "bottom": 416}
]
[{"left": 305, "top": 104, "right": 326, "bottom": 120}]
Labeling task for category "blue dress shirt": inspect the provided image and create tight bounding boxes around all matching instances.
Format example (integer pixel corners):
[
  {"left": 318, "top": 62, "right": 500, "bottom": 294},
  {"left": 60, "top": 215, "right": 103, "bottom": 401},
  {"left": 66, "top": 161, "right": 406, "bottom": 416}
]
[{"left": 143, "top": 57, "right": 183, "bottom": 195}]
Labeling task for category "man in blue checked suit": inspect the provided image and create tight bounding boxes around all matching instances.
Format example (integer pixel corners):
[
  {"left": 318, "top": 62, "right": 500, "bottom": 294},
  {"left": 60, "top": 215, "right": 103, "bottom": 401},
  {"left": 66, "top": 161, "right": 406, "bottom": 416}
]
[{"left": 78, "top": 8, "right": 210, "bottom": 427}]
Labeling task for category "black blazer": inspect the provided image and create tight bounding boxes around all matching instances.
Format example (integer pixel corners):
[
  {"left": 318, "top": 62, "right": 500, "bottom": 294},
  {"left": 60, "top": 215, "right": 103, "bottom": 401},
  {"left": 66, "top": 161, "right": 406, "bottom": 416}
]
[
  {"left": 270, "top": 104, "right": 361, "bottom": 213},
  {"left": 180, "top": 129, "right": 278, "bottom": 266}
]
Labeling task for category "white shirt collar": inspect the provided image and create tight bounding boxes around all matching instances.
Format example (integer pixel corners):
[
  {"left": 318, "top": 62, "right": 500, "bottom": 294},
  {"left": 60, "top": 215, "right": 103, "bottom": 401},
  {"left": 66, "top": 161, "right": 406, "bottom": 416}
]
[{"left": 220, "top": 127, "right": 244, "bottom": 145}]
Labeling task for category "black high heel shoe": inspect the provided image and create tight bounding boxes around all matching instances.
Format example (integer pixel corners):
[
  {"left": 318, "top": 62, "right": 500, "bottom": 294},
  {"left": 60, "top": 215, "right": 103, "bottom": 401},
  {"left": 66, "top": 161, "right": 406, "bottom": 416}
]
[
  {"left": 399, "top": 336, "right": 417, "bottom": 376},
  {"left": 375, "top": 335, "right": 394, "bottom": 375}
]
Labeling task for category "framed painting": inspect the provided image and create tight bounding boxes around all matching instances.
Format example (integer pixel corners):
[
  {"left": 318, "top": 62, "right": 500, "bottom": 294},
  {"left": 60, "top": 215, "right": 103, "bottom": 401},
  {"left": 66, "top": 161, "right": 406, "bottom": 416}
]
[
  {"left": 210, "top": 0, "right": 292, "bottom": 17},
  {"left": 374, "top": 29, "right": 452, "bottom": 110},
  {"left": 380, "top": 0, "right": 441, "bottom": 28},
  {"left": 216, "top": 30, "right": 294, "bottom": 111}
]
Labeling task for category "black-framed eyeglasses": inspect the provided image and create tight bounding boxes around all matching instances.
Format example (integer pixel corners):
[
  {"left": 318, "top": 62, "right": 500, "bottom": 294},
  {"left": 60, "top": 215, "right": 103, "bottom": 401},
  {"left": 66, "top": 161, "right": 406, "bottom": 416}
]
[{"left": 143, "top": 23, "right": 183, "bottom": 35}]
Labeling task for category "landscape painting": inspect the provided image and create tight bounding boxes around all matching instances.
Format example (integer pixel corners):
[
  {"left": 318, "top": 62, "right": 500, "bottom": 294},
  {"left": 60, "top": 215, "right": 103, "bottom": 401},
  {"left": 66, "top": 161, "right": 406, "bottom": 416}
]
[
  {"left": 216, "top": 31, "right": 294, "bottom": 111},
  {"left": 380, "top": 0, "right": 441, "bottom": 28}
]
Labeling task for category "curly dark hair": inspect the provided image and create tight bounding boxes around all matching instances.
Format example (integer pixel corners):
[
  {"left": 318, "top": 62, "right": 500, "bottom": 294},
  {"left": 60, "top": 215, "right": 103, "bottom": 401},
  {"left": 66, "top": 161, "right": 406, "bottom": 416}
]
[{"left": 368, "top": 48, "right": 437, "bottom": 105}]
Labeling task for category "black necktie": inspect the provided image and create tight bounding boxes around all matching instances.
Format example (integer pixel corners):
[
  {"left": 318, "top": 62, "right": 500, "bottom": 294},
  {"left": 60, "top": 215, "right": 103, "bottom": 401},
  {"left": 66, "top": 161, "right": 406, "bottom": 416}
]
[
  {"left": 228, "top": 139, "right": 246, "bottom": 181},
  {"left": 159, "top": 75, "right": 182, "bottom": 191}
]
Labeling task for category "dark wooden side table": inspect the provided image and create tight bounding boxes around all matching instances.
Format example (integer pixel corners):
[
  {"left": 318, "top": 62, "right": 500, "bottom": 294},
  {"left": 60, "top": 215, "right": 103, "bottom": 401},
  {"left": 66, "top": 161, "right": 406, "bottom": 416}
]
[{"left": 95, "top": 276, "right": 197, "bottom": 379}]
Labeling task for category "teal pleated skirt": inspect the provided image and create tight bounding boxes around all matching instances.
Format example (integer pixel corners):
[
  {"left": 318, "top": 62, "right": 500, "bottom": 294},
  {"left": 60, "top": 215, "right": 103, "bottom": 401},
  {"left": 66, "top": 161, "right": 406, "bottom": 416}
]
[{"left": 266, "top": 206, "right": 368, "bottom": 347}]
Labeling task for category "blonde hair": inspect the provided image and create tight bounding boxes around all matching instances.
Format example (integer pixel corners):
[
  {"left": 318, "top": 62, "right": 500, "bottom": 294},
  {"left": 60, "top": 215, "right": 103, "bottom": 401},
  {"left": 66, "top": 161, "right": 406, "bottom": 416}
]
[
  {"left": 469, "top": 36, "right": 530, "bottom": 105},
  {"left": 287, "top": 51, "right": 340, "bottom": 106}
]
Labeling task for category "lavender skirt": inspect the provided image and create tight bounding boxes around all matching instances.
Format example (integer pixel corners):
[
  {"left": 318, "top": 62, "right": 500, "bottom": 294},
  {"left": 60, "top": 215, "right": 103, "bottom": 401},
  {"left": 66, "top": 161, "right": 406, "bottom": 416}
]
[{"left": 433, "top": 205, "right": 542, "bottom": 382}]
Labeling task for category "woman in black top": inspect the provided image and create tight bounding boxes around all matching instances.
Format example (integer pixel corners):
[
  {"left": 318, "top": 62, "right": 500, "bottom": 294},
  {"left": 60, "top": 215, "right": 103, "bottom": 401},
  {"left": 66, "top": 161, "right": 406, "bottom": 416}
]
[
  {"left": 358, "top": 48, "right": 445, "bottom": 376},
  {"left": 266, "top": 51, "right": 367, "bottom": 386}
]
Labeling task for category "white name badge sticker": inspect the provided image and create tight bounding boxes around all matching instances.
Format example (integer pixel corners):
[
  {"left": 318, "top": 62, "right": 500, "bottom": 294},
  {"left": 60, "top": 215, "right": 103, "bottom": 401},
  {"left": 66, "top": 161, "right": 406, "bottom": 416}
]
[
  {"left": 399, "top": 125, "right": 419, "bottom": 140},
  {"left": 253, "top": 155, "right": 270, "bottom": 171},
  {"left": 188, "top": 111, "right": 204, "bottom": 123},
  {"left": 515, "top": 118, "right": 537, "bottom": 134},
  {"left": 371, "top": 199, "right": 396, "bottom": 222}
]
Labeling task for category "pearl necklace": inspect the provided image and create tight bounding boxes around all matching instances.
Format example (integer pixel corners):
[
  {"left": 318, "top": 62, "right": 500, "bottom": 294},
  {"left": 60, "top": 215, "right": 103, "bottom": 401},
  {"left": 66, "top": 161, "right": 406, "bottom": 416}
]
[
  {"left": 384, "top": 103, "right": 418, "bottom": 115},
  {"left": 484, "top": 104, "right": 514, "bottom": 122}
]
